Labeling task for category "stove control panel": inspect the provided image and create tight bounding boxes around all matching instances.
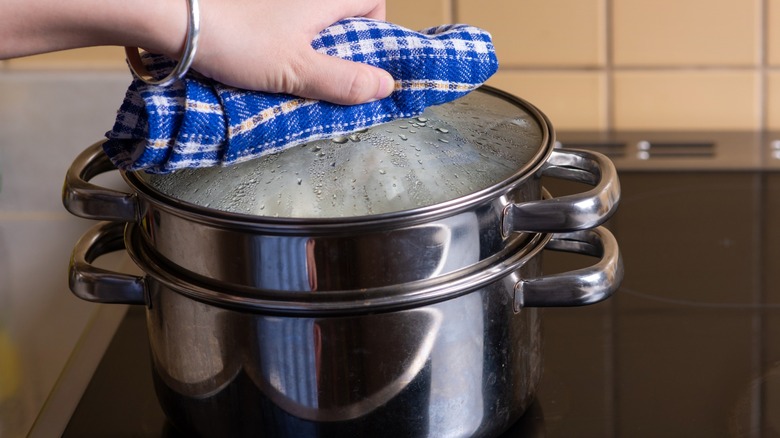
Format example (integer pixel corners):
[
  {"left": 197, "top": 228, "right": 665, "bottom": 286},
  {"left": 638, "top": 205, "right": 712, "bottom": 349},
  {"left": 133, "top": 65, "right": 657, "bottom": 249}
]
[{"left": 557, "top": 131, "right": 765, "bottom": 171}]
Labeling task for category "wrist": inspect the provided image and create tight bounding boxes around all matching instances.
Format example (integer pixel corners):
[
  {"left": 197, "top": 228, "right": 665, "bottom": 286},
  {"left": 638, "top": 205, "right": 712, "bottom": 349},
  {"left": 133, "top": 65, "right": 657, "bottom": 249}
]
[
  {"left": 125, "top": 0, "right": 190, "bottom": 58},
  {"left": 125, "top": 0, "right": 200, "bottom": 86}
]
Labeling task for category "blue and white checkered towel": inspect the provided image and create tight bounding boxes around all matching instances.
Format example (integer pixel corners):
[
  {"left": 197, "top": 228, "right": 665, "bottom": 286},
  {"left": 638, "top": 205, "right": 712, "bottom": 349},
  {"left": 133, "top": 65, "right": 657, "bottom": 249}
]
[{"left": 104, "top": 18, "right": 498, "bottom": 173}]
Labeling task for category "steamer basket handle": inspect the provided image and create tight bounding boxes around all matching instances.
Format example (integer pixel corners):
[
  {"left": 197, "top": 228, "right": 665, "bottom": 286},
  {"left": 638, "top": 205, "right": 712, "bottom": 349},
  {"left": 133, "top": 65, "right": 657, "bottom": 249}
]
[
  {"left": 69, "top": 221, "right": 147, "bottom": 305},
  {"left": 515, "top": 226, "right": 623, "bottom": 309},
  {"left": 62, "top": 140, "right": 138, "bottom": 222},
  {"left": 503, "top": 148, "right": 620, "bottom": 234}
]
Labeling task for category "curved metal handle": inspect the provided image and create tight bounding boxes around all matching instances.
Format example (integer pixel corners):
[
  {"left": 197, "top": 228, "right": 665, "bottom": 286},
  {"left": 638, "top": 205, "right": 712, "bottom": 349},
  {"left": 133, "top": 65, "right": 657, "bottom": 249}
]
[
  {"left": 62, "top": 140, "right": 138, "bottom": 222},
  {"left": 69, "top": 221, "right": 147, "bottom": 305},
  {"left": 503, "top": 148, "right": 620, "bottom": 233},
  {"left": 515, "top": 226, "right": 623, "bottom": 309}
]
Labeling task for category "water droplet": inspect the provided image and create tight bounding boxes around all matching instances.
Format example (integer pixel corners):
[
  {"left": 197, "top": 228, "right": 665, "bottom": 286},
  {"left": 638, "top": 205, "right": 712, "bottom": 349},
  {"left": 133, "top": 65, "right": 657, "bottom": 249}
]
[
  {"left": 409, "top": 129, "right": 417, "bottom": 133},
  {"left": 379, "top": 169, "right": 386, "bottom": 175},
  {"left": 331, "top": 136, "right": 348, "bottom": 144},
  {"left": 439, "top": 138, "right": 450, "bottom": 144},
  {"left": 417, "top": 117, "right": 428, "bottom": 122},
  {"left": 399, "top": 134, "right": 408, "bottom": 141},
  {"left": 436, "top": 127, "right": 449, "bottom": 133},
  {"left": 297, "top": 178, "right": 303, "bottom": 185},
  {"left": 348, "top": 134, "right": 361, "bottom": 142}
]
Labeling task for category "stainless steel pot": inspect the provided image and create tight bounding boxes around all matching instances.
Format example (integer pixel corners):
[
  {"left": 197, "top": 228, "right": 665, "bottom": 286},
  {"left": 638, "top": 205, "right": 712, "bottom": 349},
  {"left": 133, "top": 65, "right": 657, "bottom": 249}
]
[
  {"left": 62, "top": 87, "right": 620, "bottom": 301},
  {"left": 64, "top": 86, "right": 624, "bottom": 436},
  {"left": 70, "top": 220, "right": 622, "bottom": 437}
]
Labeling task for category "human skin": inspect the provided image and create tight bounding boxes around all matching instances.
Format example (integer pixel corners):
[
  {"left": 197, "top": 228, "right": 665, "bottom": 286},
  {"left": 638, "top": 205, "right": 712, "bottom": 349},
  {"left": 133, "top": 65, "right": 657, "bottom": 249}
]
[{"left": 0, "top": 0, "right": 395, "bottom": 105}]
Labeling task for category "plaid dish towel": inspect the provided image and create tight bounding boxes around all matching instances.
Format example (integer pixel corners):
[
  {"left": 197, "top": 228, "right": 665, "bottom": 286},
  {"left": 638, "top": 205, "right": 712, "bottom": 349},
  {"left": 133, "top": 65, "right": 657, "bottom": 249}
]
[{"left": 104, "top": 18, "right": 498, "bottom": 173}]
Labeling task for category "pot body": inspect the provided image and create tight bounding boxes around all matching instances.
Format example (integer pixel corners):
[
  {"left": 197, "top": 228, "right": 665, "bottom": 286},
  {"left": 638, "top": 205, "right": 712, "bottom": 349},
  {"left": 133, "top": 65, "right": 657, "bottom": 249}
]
[
  {"left": 68, "top": 221, "right": 622, "bottom": 437},
  {"left": 144, "top": 269, "right": 541, "bottom": 438}
]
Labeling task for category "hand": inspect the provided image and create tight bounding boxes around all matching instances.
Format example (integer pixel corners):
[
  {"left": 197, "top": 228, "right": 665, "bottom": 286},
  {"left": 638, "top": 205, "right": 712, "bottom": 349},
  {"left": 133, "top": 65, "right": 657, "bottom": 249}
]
[
  {"left": 189, "top": 0, "right": 395, "bottom": 105},
  {"left": 0, "top": 0, "right": 394, "bottom": 105}
]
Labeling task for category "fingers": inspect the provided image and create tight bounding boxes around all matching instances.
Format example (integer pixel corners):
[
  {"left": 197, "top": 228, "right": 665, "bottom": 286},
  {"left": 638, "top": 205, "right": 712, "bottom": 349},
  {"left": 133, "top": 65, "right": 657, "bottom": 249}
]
[
  {"left": 361, "top": 1, "right": 386, "bottom": 21},
  {"left": 288, "top": 51, "right": 395, "bottom": 105},
  {"left": 305, "top": 0, "right": 386, "bottom": 32}
]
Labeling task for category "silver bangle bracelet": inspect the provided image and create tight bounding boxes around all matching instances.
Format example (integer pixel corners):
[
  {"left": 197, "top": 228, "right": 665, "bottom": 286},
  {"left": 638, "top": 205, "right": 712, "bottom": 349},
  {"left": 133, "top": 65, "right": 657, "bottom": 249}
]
[{"left": 125, "top": 0, "right": 200, "bottom": 87}]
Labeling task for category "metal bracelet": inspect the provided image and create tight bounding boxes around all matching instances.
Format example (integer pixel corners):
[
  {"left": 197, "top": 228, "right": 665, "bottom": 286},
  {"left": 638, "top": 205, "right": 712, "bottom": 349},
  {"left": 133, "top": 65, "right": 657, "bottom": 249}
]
[{"left": 124, "top": 0, "right": 200, "bottom": 87}]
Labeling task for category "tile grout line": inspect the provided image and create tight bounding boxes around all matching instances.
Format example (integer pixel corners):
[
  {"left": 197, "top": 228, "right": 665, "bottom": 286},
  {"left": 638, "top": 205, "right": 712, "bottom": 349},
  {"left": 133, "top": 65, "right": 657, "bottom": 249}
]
[
  {"left": 604, "top": 0, "right": 614, "bottom": 131},
  {"left": 760, "top": 0, "right": 769, "bottom": 132}
]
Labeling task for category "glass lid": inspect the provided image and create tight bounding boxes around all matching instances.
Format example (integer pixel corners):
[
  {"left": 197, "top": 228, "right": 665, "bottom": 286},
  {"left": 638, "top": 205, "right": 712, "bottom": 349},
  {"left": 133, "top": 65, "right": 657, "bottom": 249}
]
[{"left": 139, "top": 87, "right": 548, "bottom": 218}]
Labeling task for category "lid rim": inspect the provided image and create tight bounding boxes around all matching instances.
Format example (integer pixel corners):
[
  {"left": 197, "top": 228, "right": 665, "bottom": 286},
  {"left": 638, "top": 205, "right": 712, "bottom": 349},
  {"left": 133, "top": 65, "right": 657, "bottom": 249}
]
[
  {"left": 124, "top": 86, "right": 555, "bottom": 231},
  {"left": 125, "top": 221, "right": 552, "bottom": 316}
]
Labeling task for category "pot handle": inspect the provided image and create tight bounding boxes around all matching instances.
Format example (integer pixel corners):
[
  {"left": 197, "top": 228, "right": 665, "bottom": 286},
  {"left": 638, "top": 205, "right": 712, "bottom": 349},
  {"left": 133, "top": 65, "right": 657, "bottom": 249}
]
[
  {"left": 62, "top": 140, "right": 138, "bottom": 222},
  {"left": 515, "top": 226, "right": 623, "bottom": 310},
  {"left": 503, "top": 148, "right": 620, "bottom": 234},
  {"left": 69, "top": 221, "right": 147, "bottom": 305}
]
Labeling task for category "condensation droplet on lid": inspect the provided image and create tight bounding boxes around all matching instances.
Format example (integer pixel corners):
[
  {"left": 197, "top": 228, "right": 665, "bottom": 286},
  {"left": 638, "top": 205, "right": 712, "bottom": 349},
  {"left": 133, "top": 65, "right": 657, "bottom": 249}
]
[
  {"left": 379, "top": 169, "right": 386, "bottom": 175},
  {"left": 331, "top": 136, "right": 348, "bottom": 144}
]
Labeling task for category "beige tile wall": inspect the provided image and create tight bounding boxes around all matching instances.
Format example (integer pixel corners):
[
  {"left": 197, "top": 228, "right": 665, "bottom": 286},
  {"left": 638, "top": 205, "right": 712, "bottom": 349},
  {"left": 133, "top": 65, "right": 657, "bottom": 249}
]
[
  {"left": 3, "top": 0, "right": 777, "bottom": 131},
  {"left": 392, "top": 0, "right": 777, "bottom": 132}
]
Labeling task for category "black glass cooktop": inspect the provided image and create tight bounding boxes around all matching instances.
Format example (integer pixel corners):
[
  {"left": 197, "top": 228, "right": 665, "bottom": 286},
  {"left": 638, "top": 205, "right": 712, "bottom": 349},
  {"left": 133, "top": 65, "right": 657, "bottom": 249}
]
[{"left": 62, "top": 135, "right": 780, "bottom": 437}]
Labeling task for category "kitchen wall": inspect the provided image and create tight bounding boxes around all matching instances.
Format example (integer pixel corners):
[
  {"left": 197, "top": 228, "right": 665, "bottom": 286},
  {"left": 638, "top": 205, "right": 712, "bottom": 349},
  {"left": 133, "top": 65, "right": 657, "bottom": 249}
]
[
  {"left": 2, "top": 0, "right": 775, "bottom": 132},
  {"left": 0, "top": 1, "right": 774, "bottom": 435},
  {"left": 386, "top": 0, "right": 779, "bottom": 132}
]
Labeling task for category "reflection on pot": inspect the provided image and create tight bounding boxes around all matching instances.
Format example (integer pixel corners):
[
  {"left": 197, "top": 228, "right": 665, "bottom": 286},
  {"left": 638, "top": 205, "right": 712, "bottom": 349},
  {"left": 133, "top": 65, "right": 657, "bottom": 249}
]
[
  {"left": 146, "top": 283, "right": 242, "bottom": 399},
  {"left": 243, "top": 308, "right": 443, "bottom": 422}
]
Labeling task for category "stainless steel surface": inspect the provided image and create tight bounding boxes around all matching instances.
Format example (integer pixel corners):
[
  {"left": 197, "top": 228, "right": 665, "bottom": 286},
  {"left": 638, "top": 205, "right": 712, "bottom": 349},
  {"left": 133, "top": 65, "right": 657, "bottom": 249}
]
[
  {"left": 60, "top": 87, "right": 623, "bottom": 437},
  {"left": 517, "top": 227, "right": 622, "bottom": 309},
  {"left": 62, "top": 142, "right": 138, "bottom": 222},
  {"left": 502, "top": 148, "right": 619, "bottom": 234},
  {"left": 62, "top": 89, "right": 620, "bottom": 292},
  {"left": 70, "top": 216, "right": 621, "bottom": 313},
  {"left": 69, "top": 221, "right": 145, "bottom": 305},
  {"left": 67, "top": 218, "right": 621, "bottom": 437},
  {"left": 140, "top": 88, "right": 547, "bottom": 218}
]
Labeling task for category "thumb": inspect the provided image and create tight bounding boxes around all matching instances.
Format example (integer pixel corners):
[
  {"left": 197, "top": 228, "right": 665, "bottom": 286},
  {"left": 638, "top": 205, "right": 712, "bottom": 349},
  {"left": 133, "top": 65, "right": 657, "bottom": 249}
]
[{"left": 290, "top": 51, "right": 395, "bottom": 105}]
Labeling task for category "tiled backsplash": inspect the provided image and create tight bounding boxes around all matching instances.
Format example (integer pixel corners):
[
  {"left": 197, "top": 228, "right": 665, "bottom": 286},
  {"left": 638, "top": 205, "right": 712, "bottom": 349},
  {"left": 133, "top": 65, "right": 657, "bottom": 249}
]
[{"left": 2, "top": 0, "right": 778, "bottom": 131}]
